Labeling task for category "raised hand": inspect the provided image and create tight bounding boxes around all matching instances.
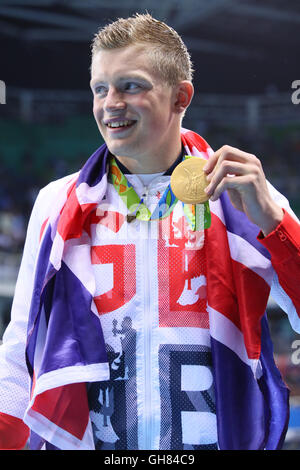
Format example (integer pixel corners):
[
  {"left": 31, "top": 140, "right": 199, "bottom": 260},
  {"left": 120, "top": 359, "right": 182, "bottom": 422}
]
[{"left": 203, "top": 145, "right": 283, "bottom": 235}]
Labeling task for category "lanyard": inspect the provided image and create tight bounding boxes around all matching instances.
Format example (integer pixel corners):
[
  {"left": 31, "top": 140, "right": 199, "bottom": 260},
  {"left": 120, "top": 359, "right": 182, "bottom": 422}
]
[{"left": 108, "top": 156, "right": 211, "bottom": 231}]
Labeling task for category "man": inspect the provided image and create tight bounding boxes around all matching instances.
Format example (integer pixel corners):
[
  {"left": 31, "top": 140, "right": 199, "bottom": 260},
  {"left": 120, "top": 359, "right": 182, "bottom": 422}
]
[{"left": 0, "top": 13, "right": 300, "bottom": 450}]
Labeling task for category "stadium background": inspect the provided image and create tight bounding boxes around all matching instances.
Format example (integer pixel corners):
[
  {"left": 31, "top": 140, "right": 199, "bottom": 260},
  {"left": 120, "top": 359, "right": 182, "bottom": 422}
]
[{"left": 0, "top": 0, "right": 300, "bottom": 449}]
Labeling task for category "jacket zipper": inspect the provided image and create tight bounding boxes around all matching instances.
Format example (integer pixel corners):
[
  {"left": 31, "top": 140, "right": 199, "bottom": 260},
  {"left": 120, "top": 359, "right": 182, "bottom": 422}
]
[{"left": 142, "top": 190, "right": 153, "bottom": 450}]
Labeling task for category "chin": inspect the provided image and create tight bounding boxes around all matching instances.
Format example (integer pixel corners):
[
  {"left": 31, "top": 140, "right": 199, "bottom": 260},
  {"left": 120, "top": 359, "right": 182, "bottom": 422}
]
[
  {"left": 106, "top": 140, "right": 140, "bottom": 159},
  {"left": 106, "top": 144, "right": 130, "bottom": 158}
]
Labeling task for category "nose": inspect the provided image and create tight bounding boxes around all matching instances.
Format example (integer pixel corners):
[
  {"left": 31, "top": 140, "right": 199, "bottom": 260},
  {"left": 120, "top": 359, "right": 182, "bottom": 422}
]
[{"left": 103, "top": 87, "right": 126, "bottom": 112}]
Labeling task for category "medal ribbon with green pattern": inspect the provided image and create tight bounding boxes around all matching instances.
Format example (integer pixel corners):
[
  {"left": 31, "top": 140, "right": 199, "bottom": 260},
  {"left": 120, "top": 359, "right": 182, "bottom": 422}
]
[{"left": 109, "top": 156, "right": 211, "bottom": 231}]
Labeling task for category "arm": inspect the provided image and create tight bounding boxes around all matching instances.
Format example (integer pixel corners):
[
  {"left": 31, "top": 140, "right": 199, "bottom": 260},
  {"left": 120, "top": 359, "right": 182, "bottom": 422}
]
[
  {"left": 258, "top": 209, "right": 300, "bottom": 332},
  {"left": 203, "top": 145, "right": 300, "bottom": 331},
  {"left": 0, "top": 195, "right": 41, "bottom": 449},
  {"left": 0, "top": 175, "right": 74, "bottom": 449}
]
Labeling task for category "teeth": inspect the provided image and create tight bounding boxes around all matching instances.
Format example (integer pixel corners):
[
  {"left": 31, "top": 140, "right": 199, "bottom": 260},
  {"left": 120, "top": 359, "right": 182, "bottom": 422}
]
[{"left": 107, "top": 120, "right": 133, "bottom": 128}]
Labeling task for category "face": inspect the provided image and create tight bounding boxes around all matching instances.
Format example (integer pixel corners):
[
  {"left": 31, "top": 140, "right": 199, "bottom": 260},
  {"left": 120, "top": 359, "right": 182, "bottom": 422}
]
[{"left": 90, "top": 45, "right": 179, "bottom": 164}]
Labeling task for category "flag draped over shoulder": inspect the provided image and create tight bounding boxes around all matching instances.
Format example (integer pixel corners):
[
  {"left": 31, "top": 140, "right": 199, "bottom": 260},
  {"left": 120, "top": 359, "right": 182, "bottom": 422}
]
[{"left": 23, "top": 129, "right": 289, "bottom": 450}]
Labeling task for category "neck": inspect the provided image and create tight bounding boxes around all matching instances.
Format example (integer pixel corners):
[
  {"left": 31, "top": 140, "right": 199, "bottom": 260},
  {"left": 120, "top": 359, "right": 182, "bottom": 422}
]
[{"left": 114, "top": 135, "right": 182, "bottom": 174}]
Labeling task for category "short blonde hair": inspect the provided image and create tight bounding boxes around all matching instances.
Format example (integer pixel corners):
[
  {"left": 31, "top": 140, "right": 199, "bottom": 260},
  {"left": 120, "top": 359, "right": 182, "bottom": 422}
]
[{"left": 91, "top": 13, "right": 194, "bottom": 86}]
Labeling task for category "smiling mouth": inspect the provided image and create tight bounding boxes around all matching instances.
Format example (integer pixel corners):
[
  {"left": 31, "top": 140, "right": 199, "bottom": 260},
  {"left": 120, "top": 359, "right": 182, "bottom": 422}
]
[{"left": 105, "top": 120, "right": 136, "bottom": 129}]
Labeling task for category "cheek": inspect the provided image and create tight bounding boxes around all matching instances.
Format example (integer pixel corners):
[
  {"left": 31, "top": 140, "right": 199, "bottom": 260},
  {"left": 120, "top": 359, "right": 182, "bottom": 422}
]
[
  {"left": 92, "top": 106, "right": 98, "bottom": 123},
  {"left": 147, "top": 109, "right": 169, "bottom": 132},
  {"left": 93, "top": 99, "right": 102, "bottom": 122}
]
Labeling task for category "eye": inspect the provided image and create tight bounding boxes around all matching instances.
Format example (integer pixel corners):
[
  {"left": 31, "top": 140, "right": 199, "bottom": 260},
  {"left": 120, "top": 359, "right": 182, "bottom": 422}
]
[
  {"left": 94, "top": 85, "right": 108, "bottom": 97},
  {"left": 124, "top": 82, "right": 141, "bottom": 92}
]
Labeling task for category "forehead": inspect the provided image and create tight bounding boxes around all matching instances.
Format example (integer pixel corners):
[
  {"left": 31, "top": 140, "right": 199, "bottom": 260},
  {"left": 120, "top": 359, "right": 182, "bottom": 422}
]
[{"left": 91, "top": 44, "right": 161, "bottom": 82}]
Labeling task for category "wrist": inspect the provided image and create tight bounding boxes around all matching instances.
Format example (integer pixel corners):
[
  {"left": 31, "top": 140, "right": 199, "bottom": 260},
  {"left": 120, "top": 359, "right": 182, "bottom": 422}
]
[{"left": 260, "top": 203, "right": 284, "bottom": 237}]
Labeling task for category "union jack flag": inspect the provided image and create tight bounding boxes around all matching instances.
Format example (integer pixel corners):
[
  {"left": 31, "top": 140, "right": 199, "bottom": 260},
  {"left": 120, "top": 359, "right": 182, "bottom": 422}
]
[{"left": 24, "top": 129, "right": 290, "bottom": 449}]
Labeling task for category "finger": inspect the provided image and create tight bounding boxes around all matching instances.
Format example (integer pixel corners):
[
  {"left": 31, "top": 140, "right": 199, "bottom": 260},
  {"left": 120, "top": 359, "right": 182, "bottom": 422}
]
[
  {"left": 216, "top": 145, "right": 259, "bottom": 164},
  {"left": 203, "top": 148, "right": 222, "bottom": 174},
  {"left": 205, "top": 161, "right": 258, "bottom": 195},
  {"left": 207, "top": 174, "right": 255, "bottom": 201},
  {"left": 203, "top": 145, "right": 259, "bottom": 175},
  {"left": 203, "top": 144, "right": 238, "bottom": 174}
]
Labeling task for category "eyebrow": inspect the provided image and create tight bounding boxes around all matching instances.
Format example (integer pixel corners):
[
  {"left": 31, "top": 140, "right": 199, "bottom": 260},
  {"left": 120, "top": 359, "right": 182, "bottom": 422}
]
[{"left": 90, "top": 74, "right": 152, "bottom": 89}]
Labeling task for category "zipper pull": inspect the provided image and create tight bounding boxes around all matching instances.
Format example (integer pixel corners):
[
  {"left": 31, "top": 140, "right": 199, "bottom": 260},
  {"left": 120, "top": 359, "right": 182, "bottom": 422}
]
[{"left": 126, "top": 214, "right": 136, "bottom": 223}]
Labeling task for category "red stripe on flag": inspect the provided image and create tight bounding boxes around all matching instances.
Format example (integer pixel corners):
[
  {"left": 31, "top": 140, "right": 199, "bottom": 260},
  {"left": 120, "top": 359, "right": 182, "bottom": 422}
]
[
  {"left": 0, "top": 412, "right": 30, "bottom": 450},
  {"left": 206, "top": 212, "right": 241, "bottom": 330},
  {"left": 231, "top": 258, "right": 270, "bottom": 359},
  {"left": 31, "top": 382, "right": 89, "bottom": 440},
  {"left": 57, "top": 182, "right": 97, "bottom": 241},
  {"left": 181, "top": 130, "right": 210, "bottom": 154},
  {"left": 206, "top": 212, "right": 270, "bottom": 359},
  {"left": 39, "top": 217, "right": 49, "bottom": 241}
]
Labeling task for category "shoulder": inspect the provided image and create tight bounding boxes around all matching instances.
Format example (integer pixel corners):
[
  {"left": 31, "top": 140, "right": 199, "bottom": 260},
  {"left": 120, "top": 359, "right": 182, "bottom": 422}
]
[
  {"left": 30, "top": 172, "right": 79, "bottom": 228},
  {"left": 39, "top": 172, "right": 79, "bottom": 199}
]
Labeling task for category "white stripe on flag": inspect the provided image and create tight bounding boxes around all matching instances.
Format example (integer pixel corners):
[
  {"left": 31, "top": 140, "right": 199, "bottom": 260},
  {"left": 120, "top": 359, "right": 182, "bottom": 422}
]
[
  {"left": 63, "top": 236, "right": 96, "bottom": 297},
  {"left": 24, "top": 407, "right": 95, "bottom": 450},
  {"left": 49, "top": 174, "right": 78, "bottom": 240},
  {"left": 227, "top": 231, "right": 273, "bottom": 286},
  {"left": 49, "top": 232, "right": 64, "bottom": 271},
  {"left": 271, "top": 271, "right": 300, "bottom": 333},
  {"left": 207, "top": 304, "right": 262, "bottom": 379},
  {"left": 30, "top": 363, "right": 110, "bottom": 403},
  {"left": 209, "top": 199, "right": 226, "bottom": 225},
  {"left": 76, "top": 174, "right": 108, "bottom": 206},
  {"left": 191, "top": 146, "right": 209, "bottom": 159}
]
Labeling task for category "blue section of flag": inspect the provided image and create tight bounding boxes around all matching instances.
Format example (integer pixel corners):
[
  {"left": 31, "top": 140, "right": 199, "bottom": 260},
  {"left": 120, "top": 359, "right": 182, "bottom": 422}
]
[
  {"left": 258, "top": 315, "right": 289, "bottom": 449},
  {"left": 211, "top": 314, "right": 289, "bottom": 450},
  {"left": 37, "top": 262, "right": 107, "bottom": 377},
  {"left": 211, "top": 337, "right": 266, "bottom": 449},
  {"left": 77, "top": 144, "right": 109, "bottom": 188},
  {"left": 220, "top": 192, "right": 272, "bottom": 260}
]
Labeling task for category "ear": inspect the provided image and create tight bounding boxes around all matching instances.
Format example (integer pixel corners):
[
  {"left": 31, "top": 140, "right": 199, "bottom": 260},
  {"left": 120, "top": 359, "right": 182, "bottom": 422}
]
[{"left": 173, "top": 81, "right": 194, "bottom": 114}]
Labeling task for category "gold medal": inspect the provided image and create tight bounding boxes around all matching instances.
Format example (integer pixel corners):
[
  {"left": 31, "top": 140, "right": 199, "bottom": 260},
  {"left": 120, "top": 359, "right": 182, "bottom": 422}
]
[{"left": 170, "top": 157, "right": 209, "bottom": 204}]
